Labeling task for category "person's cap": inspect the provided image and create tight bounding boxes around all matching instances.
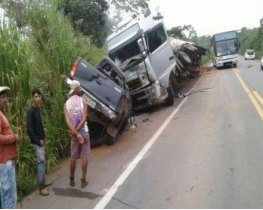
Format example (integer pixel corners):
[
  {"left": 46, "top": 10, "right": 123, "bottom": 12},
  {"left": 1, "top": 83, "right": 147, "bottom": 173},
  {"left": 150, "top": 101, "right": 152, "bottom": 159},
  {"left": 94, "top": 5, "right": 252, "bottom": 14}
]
[
  {"left": 68, "top": 80, "right": 80, "bottom": 95},
  {"left": 0, "top": 86, "right": 10, "bottom": 94}
]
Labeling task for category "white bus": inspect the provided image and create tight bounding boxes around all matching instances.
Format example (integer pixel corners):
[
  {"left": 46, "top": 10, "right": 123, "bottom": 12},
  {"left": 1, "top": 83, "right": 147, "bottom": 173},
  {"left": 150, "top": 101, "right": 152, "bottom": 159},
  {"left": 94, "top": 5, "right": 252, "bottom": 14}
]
[{"left": 211, "top": 31, "right": 239, "bottom": 68}]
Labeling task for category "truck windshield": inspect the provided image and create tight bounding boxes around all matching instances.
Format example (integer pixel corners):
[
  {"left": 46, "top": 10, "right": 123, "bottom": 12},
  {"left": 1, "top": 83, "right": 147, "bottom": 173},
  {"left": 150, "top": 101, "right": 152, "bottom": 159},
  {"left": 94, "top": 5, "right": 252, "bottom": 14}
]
[
  {"left": 108, "top": 24, "right": 140, "bottom": 50},
  {"left": 109, "top": 38, "right": 142, "bottom": 68}
]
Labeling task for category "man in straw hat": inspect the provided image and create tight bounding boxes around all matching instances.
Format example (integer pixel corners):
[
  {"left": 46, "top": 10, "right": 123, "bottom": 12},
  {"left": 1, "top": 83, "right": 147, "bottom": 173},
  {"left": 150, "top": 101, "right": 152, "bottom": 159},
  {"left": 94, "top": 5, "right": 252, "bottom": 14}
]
[
  {"left": 0, "top": 86, "right": 21, "bottom": 208},
  {"left": 64, "top": 80, "right": 90, "bottom": 188}
]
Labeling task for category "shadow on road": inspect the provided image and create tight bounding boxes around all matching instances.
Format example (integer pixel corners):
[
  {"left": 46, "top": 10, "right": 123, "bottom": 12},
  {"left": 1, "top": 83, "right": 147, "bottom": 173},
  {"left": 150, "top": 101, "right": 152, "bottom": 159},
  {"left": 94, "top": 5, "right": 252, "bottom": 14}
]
[{"left": 53, "top": 188, "right": 101, "bottom": 200}]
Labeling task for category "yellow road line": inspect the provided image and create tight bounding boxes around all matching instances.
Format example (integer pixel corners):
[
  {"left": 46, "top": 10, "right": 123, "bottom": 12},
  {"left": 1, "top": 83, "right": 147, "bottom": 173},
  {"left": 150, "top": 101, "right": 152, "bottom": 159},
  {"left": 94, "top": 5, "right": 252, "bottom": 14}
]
[
  {"left": 233, "top": 68, "right": 263, "bottom": 121},
  {"left": 253, "top": 91, "right": 263, "bottom": 108}
]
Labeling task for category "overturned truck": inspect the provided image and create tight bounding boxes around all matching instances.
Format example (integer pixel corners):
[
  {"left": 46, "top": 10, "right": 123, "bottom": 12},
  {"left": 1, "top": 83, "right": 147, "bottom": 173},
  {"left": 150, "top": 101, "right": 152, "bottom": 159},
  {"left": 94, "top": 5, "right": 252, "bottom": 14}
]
[{"left": 169, "top": 37, "right": 207, "bottom": 80}]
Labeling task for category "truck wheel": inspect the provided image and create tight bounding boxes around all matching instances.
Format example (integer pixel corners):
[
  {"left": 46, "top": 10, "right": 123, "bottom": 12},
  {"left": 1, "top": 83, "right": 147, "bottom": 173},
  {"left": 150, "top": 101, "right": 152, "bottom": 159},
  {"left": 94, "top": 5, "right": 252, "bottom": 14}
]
[
  {"left": 89, "top": 122, "right": 105, "bottom": 148},
  {"left": 120, "top": 117, "right": 129, "bottom": 131},
  {"left": 105, "top": 134, "right": 115, "bottom": 145},
  {"left": 166, "top": 82, "right": 174, "bottom": 106}
]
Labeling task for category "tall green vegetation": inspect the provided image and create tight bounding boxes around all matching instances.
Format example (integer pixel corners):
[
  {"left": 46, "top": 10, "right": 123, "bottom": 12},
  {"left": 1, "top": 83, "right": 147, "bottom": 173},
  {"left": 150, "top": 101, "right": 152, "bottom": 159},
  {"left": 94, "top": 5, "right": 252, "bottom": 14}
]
[
  {"left": 0, "top": 21, "right": 37, "bottom": 197},
  {"left": 196, "top": 35, "right": 211, "bottom": 65},
  {"left": 0, "top": 21, "right": 36, "bottom": 195}
]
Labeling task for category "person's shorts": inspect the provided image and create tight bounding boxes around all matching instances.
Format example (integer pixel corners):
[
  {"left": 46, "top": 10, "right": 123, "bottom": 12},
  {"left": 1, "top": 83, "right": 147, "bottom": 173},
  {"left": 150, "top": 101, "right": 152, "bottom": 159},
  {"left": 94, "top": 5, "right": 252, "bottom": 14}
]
[{"left": 70, "top": 132, "right": 91, "bottom": 159}]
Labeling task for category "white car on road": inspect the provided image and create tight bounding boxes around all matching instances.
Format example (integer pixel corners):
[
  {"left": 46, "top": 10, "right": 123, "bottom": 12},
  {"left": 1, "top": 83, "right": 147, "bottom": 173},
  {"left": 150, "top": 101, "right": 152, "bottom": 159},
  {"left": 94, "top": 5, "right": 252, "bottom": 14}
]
[{"left": 244, "top": 49, "right": 256, "bottom": 60}]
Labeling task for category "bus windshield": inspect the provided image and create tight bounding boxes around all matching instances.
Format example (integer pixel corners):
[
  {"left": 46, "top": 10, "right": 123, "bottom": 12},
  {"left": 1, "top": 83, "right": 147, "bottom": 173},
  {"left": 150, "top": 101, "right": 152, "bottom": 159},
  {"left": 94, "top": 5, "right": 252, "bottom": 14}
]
[
  {"left": 215, "top": 39, "right": 238, "bottom": 56},
  {"left": 214, "top": 31, "right": 237, "bottom": 42}
]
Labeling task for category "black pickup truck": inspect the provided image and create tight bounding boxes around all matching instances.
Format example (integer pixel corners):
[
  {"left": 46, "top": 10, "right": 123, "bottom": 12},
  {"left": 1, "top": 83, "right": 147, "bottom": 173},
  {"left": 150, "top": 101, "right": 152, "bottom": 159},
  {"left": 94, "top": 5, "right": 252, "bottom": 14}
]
[{"left": 68, "top": 57, "right": 132, "bottom": 146}]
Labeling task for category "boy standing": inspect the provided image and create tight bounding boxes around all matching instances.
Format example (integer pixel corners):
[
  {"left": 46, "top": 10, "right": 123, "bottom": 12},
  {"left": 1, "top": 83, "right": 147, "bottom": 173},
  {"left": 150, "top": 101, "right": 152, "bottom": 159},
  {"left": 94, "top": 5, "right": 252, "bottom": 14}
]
[{"left": 26, "top": 88, "right": 52, "bottom": 196}]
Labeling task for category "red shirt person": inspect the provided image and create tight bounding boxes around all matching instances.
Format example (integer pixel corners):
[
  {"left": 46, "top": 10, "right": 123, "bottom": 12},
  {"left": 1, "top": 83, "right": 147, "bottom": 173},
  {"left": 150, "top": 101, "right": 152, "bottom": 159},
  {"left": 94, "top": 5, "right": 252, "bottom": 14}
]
[{"left": 0, "top": 86, "right": 21, "bottom": 208}]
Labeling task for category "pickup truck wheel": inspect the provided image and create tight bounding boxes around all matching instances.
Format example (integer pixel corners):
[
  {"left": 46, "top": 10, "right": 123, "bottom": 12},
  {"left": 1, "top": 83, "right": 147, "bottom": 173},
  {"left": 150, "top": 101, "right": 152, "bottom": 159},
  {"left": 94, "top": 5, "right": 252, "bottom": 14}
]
[
  {"left": 166, "top": 82, "right": 174, "bottom": 106},
  {"left": 105, "top": 134, "right": 115, "bottom": 145},
  {"left": 120, "top": 118, "right": 129, "bottom": 131},
  {"left": 89, "top": 122, "right": 105, "bottom": 148}
]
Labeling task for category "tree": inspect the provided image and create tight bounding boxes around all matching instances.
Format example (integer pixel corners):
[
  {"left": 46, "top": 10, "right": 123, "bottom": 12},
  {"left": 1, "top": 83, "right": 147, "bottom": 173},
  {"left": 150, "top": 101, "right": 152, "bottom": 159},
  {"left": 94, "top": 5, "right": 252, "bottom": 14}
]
[
  {"left": 167, "top": 25, "right": 197, "bottom": 42},
  {"left": 0, "top": 0, "right": 50, "bottom": 35},
  {"left": 107, "top": 0, "right": 150, "bottom": 33},
  {"left": 59, "top": 0, "right": 109, "bottom": 47},
  {"left": 260, "top": 17, "right": 263, "bottom": 27},
  {"left": 109, "top": 0, "right": 149, "bottom": 14},
  {"left": 1, "top": 0, "right": 27, "bottom": 29},
  {"left": 167, "top": 26, "right": 185, "bottom": 40},
  {"left": 153, "top": 11, "right": 163, "bottom": 20}
]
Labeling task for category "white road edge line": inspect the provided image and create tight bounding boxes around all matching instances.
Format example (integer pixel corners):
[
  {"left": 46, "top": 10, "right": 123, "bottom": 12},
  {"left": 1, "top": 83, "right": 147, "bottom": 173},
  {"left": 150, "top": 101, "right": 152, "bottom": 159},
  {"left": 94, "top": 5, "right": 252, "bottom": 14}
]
[{"left": 94, "top": 77, "right": 203, "bottom": 209}]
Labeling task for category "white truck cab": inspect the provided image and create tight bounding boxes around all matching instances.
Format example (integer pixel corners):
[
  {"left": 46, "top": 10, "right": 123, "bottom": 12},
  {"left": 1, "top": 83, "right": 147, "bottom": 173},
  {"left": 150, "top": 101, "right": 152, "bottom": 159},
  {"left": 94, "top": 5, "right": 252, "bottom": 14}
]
[{"left": 107, "top": 9, "right": 176, "bottom": 110}]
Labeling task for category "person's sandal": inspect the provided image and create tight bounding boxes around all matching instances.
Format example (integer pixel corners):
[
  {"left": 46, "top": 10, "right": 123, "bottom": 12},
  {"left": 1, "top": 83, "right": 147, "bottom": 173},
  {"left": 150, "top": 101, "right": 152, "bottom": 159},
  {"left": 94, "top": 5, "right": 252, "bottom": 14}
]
[
  {"left": 39, "top": 188, "right": 49, "bottom": 196},
  {"left": 81, "top": 178, "right": 88, "bottom": 188},
  {"left": 70, "top": 177, "right": 75, "bottom": 187}
]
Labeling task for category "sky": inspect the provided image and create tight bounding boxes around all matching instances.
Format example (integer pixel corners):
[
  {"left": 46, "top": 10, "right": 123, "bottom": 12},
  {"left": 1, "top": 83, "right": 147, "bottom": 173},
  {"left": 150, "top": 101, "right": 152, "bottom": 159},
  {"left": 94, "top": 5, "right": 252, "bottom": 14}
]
[
  {"left": 149, "top": 0, "right": 263, "bottom": 36},
  {"left": 1, "top": 1, "right": 262, "bottom": 37}
]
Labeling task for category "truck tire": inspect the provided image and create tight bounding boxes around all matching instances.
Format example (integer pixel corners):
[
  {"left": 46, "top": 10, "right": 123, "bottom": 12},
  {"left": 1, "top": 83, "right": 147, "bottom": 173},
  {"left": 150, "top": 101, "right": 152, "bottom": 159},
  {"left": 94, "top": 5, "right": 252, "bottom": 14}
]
[
  {"left": 89, "top": 122, "right": 105, "bottom": 148},
  {"left": 105, "top": 112, "right": 128, "bottom": 146},
  {"left": 105, "top": 134, "right": 116, "bottom": 145},
  {"left": 166, "top": 82, "right": 174, "bottom": 106}
]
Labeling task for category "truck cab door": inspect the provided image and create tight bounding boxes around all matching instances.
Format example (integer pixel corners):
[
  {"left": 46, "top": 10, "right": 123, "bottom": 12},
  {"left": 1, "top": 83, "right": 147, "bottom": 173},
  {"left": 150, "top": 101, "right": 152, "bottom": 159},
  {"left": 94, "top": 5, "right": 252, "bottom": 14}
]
[{"left": 146, "top": 23, "right": 176, "bottom": 86}]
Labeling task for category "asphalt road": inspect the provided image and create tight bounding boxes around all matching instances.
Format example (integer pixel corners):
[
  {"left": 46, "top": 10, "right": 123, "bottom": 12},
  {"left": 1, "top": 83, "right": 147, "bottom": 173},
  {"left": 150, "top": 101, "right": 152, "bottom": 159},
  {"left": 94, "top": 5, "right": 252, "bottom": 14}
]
[{"left": 20, "top": 58, "right": 263, "bottom": 208}]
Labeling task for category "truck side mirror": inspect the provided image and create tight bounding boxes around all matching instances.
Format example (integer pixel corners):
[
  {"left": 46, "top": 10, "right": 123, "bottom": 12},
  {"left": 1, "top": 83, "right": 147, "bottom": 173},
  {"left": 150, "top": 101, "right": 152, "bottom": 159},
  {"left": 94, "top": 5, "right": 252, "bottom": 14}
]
[{"left": 137, "top": 38, "right": 146, "bottom": 53}]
